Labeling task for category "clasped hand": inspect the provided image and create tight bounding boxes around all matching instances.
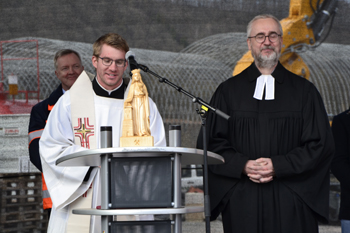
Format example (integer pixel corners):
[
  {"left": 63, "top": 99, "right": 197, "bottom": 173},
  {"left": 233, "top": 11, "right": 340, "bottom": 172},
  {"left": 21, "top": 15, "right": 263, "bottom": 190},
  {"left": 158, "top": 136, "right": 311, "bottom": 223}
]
[{"left": 243, "top": 158, "right": 275, "bottom": 183}]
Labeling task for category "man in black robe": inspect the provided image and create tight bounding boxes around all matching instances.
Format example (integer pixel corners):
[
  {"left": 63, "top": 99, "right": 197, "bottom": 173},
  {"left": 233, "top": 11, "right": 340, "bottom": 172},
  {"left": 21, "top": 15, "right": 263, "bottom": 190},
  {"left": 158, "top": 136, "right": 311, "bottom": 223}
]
[{"left": 197, "top": 14, "right": 334, "bottom": 233}]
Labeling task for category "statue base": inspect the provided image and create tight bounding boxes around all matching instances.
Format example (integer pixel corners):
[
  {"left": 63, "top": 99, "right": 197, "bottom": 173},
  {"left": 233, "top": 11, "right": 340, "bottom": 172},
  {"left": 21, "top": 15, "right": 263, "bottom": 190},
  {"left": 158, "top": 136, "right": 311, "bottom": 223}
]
[{"left": 120, "top": 136, "right": 154, "bottom": 147}]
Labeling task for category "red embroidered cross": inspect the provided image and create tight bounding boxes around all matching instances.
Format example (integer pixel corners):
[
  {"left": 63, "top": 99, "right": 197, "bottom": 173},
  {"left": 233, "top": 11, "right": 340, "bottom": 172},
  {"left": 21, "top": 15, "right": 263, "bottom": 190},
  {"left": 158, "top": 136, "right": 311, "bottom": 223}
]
[{"left": 73, "top": 118, "right": 94, "bottom": 149}]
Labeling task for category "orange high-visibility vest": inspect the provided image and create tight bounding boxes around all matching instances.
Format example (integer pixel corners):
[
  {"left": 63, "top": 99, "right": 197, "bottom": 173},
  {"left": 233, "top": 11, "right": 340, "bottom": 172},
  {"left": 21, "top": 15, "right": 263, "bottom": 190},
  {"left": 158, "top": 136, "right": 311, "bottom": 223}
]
[{"left": 42, "top": 173, "right": 52, "bottom": 209}]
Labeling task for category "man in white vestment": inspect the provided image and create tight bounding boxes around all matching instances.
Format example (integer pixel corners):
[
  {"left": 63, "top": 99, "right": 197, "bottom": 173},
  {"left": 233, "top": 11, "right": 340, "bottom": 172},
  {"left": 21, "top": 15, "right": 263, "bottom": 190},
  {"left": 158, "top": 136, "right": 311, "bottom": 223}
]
[{"left": 39, "top": 33, "right": 166, "bottom": 233}]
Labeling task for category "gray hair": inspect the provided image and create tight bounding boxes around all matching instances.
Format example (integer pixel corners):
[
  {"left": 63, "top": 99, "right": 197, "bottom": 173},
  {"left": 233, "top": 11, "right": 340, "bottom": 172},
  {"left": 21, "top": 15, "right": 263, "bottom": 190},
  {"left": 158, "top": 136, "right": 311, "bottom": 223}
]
[
  {"left": 247, "top": 14, "right": 283, "bottom": 38},
  {"left": 54, "top": 49, "right": 82, "bottom": 69}
]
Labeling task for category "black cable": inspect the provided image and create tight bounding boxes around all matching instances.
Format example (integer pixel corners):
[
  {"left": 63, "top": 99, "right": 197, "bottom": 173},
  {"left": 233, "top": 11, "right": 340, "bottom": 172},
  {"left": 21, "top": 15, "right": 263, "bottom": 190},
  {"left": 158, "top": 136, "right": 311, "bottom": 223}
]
[
  {"left": 313, "top": 10, "right": 337, "bottom": 48},
  {"left": 310, "top": 0, "right": 316, "bottom": 13},
  {"left": 317, "top": 0, "right": 321, "bottom": 11}
]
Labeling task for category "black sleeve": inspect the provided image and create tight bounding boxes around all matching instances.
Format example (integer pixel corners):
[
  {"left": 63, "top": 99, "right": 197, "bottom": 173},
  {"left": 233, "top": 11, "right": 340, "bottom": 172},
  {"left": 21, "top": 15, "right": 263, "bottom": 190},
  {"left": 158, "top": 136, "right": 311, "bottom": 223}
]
[
  {"left": 28, "top": 104, "right": 47, "bottom": 172},
  {"left": 331, "top": 113, "right": 350, "bottom": 188},
  {"left": 196, "top": 83, "right": 248, "bottom": 179}
]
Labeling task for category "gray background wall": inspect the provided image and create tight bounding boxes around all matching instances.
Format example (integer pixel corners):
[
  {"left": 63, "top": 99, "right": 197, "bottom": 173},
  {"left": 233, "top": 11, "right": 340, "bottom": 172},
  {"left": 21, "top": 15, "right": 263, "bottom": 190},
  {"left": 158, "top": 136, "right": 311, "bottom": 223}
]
[{"left": 0, "top": 0, "right": 349, "bottom": 52}]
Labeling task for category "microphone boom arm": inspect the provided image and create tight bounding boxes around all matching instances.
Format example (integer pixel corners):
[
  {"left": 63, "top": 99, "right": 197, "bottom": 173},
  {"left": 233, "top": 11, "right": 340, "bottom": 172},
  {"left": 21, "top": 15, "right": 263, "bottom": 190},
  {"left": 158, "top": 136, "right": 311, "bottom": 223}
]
[{"left": 138, "top": 64, "right": 230, "bottom": 121}]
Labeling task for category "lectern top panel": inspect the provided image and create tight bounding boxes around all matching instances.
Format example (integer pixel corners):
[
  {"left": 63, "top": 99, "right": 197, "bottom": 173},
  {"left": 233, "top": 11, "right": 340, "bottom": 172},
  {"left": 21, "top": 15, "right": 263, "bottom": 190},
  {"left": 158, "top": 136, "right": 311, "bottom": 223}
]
[{"left": 56, "top": 147, "right": 224, "bottom": 167}]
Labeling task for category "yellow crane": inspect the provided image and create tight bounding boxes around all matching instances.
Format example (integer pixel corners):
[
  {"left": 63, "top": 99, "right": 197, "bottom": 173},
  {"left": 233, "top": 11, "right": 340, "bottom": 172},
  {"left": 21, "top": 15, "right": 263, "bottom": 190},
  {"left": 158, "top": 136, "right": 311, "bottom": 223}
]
[{"left": 233, "top": 0, "right": 338, "bottom": 79}]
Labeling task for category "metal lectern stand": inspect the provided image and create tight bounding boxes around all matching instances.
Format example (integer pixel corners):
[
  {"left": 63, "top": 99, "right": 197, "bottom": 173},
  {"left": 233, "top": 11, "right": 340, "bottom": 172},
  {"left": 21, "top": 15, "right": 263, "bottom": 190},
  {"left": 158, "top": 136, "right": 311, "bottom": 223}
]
[{"left": 56, "top": 127, "right": 224, "bottom": 233}]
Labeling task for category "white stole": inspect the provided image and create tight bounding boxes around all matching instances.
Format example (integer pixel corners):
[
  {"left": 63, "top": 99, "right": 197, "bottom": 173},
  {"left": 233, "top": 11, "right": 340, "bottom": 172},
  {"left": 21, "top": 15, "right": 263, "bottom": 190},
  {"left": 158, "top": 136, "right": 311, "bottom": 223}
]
[
  {"left": 67, "top": 71, "right": 96, "bottom": 233},
  {"left": 70, "top": 71, "right": 97, "bottom": 150}
]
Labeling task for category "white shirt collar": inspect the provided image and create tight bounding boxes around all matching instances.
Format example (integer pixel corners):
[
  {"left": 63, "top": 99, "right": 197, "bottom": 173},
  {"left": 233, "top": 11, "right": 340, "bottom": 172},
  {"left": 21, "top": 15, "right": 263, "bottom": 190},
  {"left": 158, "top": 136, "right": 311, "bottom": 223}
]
[{"left": 253, "top": 74, "right": 275, "bottom": 100}]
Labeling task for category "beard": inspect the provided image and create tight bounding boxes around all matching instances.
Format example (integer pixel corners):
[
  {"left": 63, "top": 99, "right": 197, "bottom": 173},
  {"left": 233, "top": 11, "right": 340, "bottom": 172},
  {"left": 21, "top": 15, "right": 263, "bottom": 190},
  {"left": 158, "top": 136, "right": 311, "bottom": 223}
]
[{"left": 252, "top": 46, "right": 281, "bottom": 69}]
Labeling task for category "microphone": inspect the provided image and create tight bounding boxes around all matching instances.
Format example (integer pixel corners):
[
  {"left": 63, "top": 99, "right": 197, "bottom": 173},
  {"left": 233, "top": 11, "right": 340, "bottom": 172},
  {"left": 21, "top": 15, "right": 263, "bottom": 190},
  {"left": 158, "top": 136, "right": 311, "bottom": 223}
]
[{"left": 125, "top": 51, "right": 139, "bottom": 73}]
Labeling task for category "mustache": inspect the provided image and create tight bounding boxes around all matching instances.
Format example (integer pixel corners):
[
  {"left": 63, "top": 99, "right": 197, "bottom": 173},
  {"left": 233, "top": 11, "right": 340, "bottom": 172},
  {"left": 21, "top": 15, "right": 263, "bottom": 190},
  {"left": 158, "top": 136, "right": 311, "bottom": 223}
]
[{"left": 261, "top": 46, "right": 274, "bottom": 51}]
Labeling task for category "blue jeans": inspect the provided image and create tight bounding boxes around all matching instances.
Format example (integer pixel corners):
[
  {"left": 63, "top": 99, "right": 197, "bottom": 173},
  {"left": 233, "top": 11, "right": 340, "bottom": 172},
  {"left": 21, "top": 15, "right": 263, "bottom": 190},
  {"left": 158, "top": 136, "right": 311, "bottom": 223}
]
[{"left": 341, "top": 219, "right": 350, "bottom": 233}]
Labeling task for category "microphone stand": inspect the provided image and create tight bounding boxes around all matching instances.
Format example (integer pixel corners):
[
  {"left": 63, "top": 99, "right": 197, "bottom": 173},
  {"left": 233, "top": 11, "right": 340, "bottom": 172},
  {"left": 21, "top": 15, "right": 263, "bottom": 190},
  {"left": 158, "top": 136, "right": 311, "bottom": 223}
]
[{"left": 138, "top": 63, "right": 230, "bottom": 233}]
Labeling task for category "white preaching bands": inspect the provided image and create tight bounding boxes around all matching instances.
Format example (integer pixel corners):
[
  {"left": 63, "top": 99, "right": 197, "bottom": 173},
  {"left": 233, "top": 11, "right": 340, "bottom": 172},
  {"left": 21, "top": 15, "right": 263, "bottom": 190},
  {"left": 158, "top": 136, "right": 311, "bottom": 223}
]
[{"left": 253, "top": 74, "right": 275, "bottom": 100}]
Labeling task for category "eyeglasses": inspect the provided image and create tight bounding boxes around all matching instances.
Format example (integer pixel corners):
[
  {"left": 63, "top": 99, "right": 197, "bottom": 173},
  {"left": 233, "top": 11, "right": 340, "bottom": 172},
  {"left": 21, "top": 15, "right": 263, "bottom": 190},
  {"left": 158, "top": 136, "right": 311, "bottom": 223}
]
[
  {"left": 98, "top": 57, "right": 126, "bottom": 67},
  {"left": 248, "top": 32, "right": 281, "bottom": 43}
]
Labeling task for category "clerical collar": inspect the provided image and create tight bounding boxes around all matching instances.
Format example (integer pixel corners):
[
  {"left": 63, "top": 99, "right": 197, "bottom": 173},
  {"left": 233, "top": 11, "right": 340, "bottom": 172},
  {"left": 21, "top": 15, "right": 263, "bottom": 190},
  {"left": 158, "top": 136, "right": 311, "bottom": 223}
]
[{"left": 92, "top": 78, "right": 125, "bottom": 99}]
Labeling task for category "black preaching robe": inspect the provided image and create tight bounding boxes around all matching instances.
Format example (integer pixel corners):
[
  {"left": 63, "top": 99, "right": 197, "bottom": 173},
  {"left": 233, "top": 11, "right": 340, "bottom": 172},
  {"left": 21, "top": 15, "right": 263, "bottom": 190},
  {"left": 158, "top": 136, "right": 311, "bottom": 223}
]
[{"left": 197, "top": 62, "right": 334, "bottom": 233}]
